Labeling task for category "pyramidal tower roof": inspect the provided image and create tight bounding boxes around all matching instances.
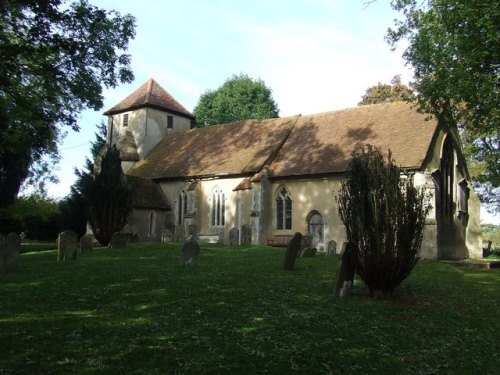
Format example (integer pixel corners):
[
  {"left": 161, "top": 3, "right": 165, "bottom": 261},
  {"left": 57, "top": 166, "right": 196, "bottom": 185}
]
[{"left": 103, "top": 78, "right": 194, "bottom": 119}]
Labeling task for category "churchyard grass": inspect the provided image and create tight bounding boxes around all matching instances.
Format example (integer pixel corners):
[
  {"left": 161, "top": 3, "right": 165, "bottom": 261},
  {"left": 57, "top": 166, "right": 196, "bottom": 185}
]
[{"left": 1, "top": 243, "right": 498, "bottom": 374}]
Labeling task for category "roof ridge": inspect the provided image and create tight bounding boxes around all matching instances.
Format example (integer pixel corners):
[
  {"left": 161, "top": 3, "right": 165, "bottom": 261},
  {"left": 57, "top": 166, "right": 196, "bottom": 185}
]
[{"left": 145, "top": 78, "right": 154, "bottom": 104}]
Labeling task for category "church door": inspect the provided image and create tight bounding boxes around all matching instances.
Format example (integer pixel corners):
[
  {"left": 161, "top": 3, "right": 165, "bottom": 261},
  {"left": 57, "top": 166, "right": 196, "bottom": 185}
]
[{"left": 308, "top": 212, "right": 324, "bottom": 250}]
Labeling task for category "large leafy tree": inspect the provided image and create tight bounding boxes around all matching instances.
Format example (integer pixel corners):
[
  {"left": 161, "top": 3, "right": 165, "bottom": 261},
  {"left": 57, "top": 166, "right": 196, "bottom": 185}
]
[
  {"left": 193, "top": 74, "right": 280, "bottom": 126},
  {"left": 0, "top": 0, "right": 136, "bottom": 208},
  {"left": 387, "top": 0, "right": 499, "bottom": 211},
  {"left": 358, "top": 75, "right": 415, "bottom": 105}
]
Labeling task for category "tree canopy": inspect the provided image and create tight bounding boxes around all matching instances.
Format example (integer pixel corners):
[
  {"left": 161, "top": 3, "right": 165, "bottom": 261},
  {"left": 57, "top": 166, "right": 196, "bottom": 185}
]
[
  {"left": 358, "top": 75, "right": 415, "bottom": 105},
  {"left": 387, "top": 0, "right": 499, "bottom": 211},
  {"left": 193, "top": 74, "right": 280, "bottom": 126},
  {"left": 0, "top": 0, "right": 136, "bottom": 207}
]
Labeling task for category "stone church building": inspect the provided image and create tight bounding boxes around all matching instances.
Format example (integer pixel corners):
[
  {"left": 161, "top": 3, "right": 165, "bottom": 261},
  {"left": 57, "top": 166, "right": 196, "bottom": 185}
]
[{"left": 103, "top": 78, "right": 482, "bottom": 260}]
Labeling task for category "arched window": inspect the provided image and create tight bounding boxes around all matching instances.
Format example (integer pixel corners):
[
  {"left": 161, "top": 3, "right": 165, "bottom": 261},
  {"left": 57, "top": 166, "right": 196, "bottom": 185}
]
[
  {"left": 440, "top": 136, "right": 455, "bottom": 222},
  {"left": 177, "top": 191, "right": 187, "bottom": 226},
  {"left": 211, "top": 186, "right": 225, "bottom": 227},
  {"left": 148, "top": 211, "right": 157, "bottom": 237},
  {"left": 308, "top": 211, "right": 324, "bottom": 248},
  {"left": 276, "top": 187, "right": 292, "bottom": 230}
]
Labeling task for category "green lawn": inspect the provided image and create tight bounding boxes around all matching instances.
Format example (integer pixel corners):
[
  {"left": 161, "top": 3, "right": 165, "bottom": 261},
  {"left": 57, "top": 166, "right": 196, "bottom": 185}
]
[{"left": 1, "top": 243, "right": 499, "bottom": 374}]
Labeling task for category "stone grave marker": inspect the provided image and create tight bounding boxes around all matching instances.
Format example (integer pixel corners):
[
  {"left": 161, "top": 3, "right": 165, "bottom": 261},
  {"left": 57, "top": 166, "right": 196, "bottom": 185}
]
[
  {"left": 162, "top": 229, "right": 173, "bottom": 243},
  {"left": 109, "top": 232, "right": 127, "bottom": 249},
  {"left": 180, "top": 235, "right": 200, "bottom": 266},
  {"left": 229, "top": 227, "right": 239, "bottom": 246},
  {"left": 327, "top": 240, "right": 337, "bottom": 256},
  {"left": 218, "top": 231, "right": 224, "bottom": 244},
  {"left": 187, "top": 224, "right": 198, "bottom": 239},
  {"left": 334, "top": 242, "right": 356, "bottom": 297},
  {"left": 241, "top": 224, "right": 251, "bottom": 245},
  {"left": 175, "top": 226, "right": 186, "bottom": 243},
  {"left": 301, "top": 234, "right": 313, "bottom": 250},
  {"left": 300, "top": 247, "right": 317, "bottom": 257},
  {"left": 80, "top": 235, "right": 93, "bottom": 253},
  {"left": 283, "top": 232, "right": 303, "bottom": 270},
  {"left": 57, "top": 230, "right": 79, "bottom": 261},
  {"left": 1, "top": 233, "right": 21, "bottom": 272}
]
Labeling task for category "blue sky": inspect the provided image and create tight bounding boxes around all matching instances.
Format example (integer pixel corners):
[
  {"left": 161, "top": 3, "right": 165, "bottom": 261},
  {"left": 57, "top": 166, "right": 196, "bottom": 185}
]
[{"left": 43, "top": 0, "right": 498, "bottom": 223}]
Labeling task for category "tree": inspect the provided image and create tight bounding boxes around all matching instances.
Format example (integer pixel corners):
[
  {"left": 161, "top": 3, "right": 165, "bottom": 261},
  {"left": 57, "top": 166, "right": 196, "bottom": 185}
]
[
  {"left": 193, "top": 74, "right": 280, "bottom": 126},
  {"left": 0, "top": 0, "right": 136, "bottom": 207},
  {"left": 358, "top": 75, "right": 415, "bottom": 105},
  {"left": 336, "top": 145, "right": 430, "bottom": 298},
  {"left": 386, "top": 0, "right": 499, "bottom": 211},
  {"left": 77, "top": 138, "right": 133, "bottom": 246}
]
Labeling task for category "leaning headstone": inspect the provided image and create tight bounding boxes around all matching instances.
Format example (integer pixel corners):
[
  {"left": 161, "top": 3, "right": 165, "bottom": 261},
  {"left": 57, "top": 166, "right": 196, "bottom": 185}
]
[
  {"left": 162, "top": 229, "right": 173, "bottom": 243},
  {"left": 180, "top": 235, "right": 200, "bottom": 266},
  {"left": 327, "top": 240, "right": 337, "bottom": 256},
  {"left": 80, "top": 235, "right": 93, "bottom": 253},
  {"left": 57, "top": 230, "right": 78, "bottom": 261},
  {"left": 175, "top": 226, "right": 186, "bottom": 243},
  {"left": 283, "top": 232, "right": 303, "bottom": 270},
  {"left": 334, "top": 242, "right": 356, "bottom": 297},
  {"left": 109, "top": 232, "right": 127, "bottom": 249},
  {"left": 229, "top": 227, "right": 239, "bottom": 246},
  {"left": 241, "top": 224, "right": 252, "bottom": 245},
  {"left": 2, "top": 233, "right": 21, "bottom": 272},
  {"left": 300, "top": 247, "right": 317, "bottom": 258},
  {"left": 301, "top": 234, "right": 313, "bottom": 251}
]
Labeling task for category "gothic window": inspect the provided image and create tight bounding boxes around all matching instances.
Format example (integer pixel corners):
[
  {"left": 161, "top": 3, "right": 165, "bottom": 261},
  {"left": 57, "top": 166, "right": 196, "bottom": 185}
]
[
  {"left": 440, "top": 136, "right": 455, "bottom": 222},
  {"left": 211, "top": 187, "right": 225, "bottom": 227},
  {"left": 276, "top": 187, "right": 292, "bottom": 230},
  {"left": 177, "top": 191, "right": 187, "bottom": 226},
  {"left": 148, "top": 211, "right": 157, "bottom": 237},
  {"left": 122, "top": 113, "right": 129, "bottom": 127},
  {"left": 167, "top": 115, "right": 173, "bottom": 129}
]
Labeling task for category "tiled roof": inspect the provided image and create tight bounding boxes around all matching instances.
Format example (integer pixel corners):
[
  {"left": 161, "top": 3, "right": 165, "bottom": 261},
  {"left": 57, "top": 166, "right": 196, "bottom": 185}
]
[
  {"left": 269, "top": 102, "right": 438, "bottom": 178},
  {"left": 127, "top": 102, "right": 439, "bottom": 181},
  {"left": 126, "top": 175, "right": 170, "bottom": 209},
  {"left": 233, "top": 177, "right": 252, "bottom": 191},
  {"left": 103, "top": 78, "right": 194, "bottom": 119},
  {"left": 127, "top": 116, "right": 298, "bottom": 179}
]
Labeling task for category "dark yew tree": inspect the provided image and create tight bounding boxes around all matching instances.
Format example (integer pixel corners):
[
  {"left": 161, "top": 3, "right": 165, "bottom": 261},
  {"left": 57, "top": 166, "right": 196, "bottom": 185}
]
[
  {"left": 193, "top": 73, "right": 280, "bottom": 126},
  {"left": 80, "top": 144, "right": 133, "bottom": 246},
  {"left": 336, "top": 146, "right": 430, "bottom": 298},
  {"left": 0, "top": 0, "right": 135, "bottom": 207}
]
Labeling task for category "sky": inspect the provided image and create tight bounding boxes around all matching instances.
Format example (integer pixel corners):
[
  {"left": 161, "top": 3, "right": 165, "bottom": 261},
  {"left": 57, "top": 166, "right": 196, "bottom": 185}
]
[{"left": 43, "top": 0, "right": 499, "bottom": 224}]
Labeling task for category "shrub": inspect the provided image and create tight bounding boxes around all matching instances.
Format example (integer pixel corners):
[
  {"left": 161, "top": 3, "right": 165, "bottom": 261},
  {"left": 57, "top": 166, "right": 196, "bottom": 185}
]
[{"left": 336, "top": 145, "right": 430, "bottom": 298}]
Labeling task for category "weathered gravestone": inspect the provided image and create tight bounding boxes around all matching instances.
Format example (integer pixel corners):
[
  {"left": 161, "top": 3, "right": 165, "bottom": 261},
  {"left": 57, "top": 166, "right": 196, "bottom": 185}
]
[
  {"left": 1, "top": 233, "right": 21, "bottom": 272},
  {"left": 109, "top": 232, "right": 127, "bottom": 249},
  {"left": 180, "top": 235, "right": 200, "bottom": 266},
  {"left": 80, "top": 235, "right": 93, "bottom": 253},
  {"left": 283, "top": 232, "right": 303, "bottom": 270},
  {"left": 229, "top": 227, "right": 239, "bottom": 246},
  {"left": 334, "top": 242, "right": 356, "bottom": 297},
  {"left": 301, "top": 234, "right": 313, "bottom": 250},
  {"left": 327, "top": 240, "right": 337, "bottom": 256},
  {"left": 57, "top": 230, "right": 79, "bottom": 261},
  {"left": 175, "top": 226, "right": 186, "bottom": 243},
  {"left": 300, "top": 247, "right": 317, "bottom": 257},
  {"left": 187, "top": 224, "right": 198, "bottom": 239},
  {"left": 241, "top": 224, "right": 252, "bottom": 245},
  {"left": 162, "top": 229, "right": 173, "bottom": 243},
  {"left": 218, "top": 231, "right": 224, "bottom": 244}
]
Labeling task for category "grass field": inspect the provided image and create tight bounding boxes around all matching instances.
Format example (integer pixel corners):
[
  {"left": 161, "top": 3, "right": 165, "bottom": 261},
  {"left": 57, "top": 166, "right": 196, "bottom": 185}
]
[{"left": 1, "top": 243, "right": 499, "bottom": 374}]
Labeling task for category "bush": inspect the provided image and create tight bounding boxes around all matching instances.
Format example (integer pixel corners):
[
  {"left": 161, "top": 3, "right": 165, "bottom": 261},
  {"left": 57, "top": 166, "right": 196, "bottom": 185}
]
[{"left": 336, "top": 145, "right": 430, "bottom": 298}]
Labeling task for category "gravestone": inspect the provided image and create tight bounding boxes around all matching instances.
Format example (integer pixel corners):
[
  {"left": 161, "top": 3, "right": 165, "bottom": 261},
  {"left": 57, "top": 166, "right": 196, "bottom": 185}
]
[
  {"left": 180, "top": 235, "right": 200, "bottom": 266},
  {"left": 283, "top": 232, "right": 303, "bottom": 270},
  {"left": 109, "top": 232, "right": 127, "bottom": 249},
  {"left": 334, "top": 242, "right": 356, "bottom": 297},
  {"left": 241, "top": 224, "right": 252, "bottom": 245},
  {"left": 229, "top": 228, "right": 239, "bottom": 246},
  {"left": 80, "top": 235, "right": 93, "bottom": 253},
  {"left": 218, "top": 231, "right": 224, "bottom": 244},
  {"left": 187, "top": 224, "right": 198, "bottom": 239},
  {"left": 175, "top": 226, "right": 186, "bottom": 243},
  {"left": 1, "top": 233, "right": 21, "bottom": 272},
  {"left": 57, "top": 230, "right": 79, "bottom": 261},
  {"left": 327, "top": 240, "right": 337, "bottom": 256},
  {"left": 301, "top": 234, "right": 313, "bottom": 251},
  {"left": 162, "top": 229, "right": 173, "bottom": 243},
  {"left": 300, "top": 247, "right": 317, "bottom": 257}
]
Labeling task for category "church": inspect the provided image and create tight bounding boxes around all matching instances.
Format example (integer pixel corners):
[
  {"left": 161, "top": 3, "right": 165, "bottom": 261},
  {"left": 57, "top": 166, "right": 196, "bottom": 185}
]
[{"left": 103, "top": 78, "right": 482, "bottom": 260}]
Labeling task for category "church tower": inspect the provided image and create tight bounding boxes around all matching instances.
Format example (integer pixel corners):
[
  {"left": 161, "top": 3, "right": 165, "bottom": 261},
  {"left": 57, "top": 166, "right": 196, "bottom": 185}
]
[{"left": 103, "top": 78, "right": 195, "bottom": 172}]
